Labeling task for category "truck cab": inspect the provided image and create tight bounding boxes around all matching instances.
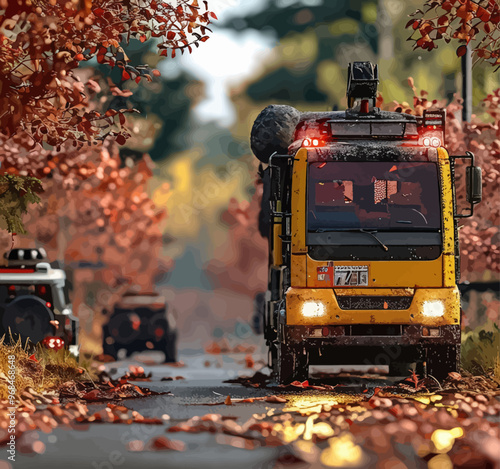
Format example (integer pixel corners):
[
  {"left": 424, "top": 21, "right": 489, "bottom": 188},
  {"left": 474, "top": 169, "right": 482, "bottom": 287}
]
[{"left": 252, "top": 62, "right": 482, "bottom": 383}]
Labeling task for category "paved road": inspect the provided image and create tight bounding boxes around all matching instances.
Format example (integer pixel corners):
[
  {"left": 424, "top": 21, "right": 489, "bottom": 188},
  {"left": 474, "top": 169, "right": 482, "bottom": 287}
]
[{"left": 12, "top": 348, "right": 400, "bottom": 469}]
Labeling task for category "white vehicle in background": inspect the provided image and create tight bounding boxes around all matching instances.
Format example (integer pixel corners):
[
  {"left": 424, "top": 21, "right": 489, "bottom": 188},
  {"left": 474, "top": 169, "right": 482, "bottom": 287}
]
[{"left": 0, "top": 249, "right": 78, "bottom": 355}]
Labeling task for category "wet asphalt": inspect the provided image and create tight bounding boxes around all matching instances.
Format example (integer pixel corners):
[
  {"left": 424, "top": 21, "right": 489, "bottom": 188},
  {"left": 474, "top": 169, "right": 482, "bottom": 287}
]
[{"left": 12, "top": 348, "right": 396, "bottom": 469}]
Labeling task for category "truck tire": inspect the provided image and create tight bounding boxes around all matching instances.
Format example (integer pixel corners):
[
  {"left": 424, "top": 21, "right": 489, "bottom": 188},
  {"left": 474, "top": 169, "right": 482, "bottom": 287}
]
[
  {"left": 276, "top": 343, "right": 309, "bottom": 384},
  {"left": 425, "top": 344, "right": 459, "bottom": 382},
  {"left": 251, "top": 105, "right": 301, "bottom": 163},
  {"left": 268, "top": 341, "right": 278, "bottom": 370},
  {"left": 252, "top": 292, "right": 266, "bottom": 334},
  {"left": 2, "top": 296, "right": 54, "bottom": 344},
  {"left": 159, "top": 330, "right": 177, "bottom": 363}
]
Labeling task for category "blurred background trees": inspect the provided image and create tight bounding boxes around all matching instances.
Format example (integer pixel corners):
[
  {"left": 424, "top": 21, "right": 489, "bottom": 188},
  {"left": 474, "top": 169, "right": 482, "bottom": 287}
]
[{"left": 0, "top": 0, "right": 214, "bottom": 349}]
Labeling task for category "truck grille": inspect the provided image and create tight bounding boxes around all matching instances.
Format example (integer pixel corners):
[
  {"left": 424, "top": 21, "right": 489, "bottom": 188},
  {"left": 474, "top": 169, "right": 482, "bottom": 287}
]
[{"left": 337, "top": 296, "right": 412, "bottom": 310}]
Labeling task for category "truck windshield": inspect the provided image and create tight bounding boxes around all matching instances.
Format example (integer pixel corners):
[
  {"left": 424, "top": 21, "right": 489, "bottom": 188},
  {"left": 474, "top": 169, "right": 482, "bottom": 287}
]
[{"left": 308, "top": 161, "right": 441, "bottom": 231}]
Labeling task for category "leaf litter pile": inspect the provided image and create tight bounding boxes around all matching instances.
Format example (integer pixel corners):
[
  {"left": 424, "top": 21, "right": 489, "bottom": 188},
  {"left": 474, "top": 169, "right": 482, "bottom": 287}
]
[
  {"left": 0, "top": 361, "right": 168, "bottom": 455},
  {"left": 153, "top": 370, "right": 499, "bottom": 468}
]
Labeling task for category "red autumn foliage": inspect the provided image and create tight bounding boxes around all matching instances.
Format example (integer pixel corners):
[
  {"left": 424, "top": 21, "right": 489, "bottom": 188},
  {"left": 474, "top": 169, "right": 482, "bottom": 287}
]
[
  {"left": 380, "top": 82, "right": 500, "bottom": 279},
  {"left": 58, "top": 372, "right": 166, "bottom": 402},
  {"left": 407, "top": 0, "right": 500, "bottom": 67},
  {"left": 0, "top": 0, "right": 215, "bottom": 147},
  {"left": 0, "top": 139, "right": 169, "bottom": 348}
]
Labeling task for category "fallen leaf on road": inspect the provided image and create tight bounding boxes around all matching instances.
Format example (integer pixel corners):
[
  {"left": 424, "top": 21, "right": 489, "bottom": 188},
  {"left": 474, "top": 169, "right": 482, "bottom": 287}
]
[
  {"left": 215, "top": 433, "right": 259, "bottom": 450},
  {"left": 163, "top": 361, "right": 185, "bottom": 368},
  {"left": 245, "top": 354, "right": 255, "bottom": 368},
  {"left": 224, "top": 371, "right": 271, "bottom": 388},
  {"left": 149, "top": 436, "right": 186, "bottom": 451},
  {"left": 265, "top": 395, "right": 287, "bottom": 403},
  {"left": 118, "top": 366, "right": 152, "bottom": 381}
]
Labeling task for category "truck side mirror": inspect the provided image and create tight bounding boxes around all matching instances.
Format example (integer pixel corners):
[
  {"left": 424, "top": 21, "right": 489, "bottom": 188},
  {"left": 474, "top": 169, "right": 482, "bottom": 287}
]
[
  {"left": 450, "top": 151, "right": 482, "bottom": 218},
  {"left": 466, "top": 165, "right": 482, "bottom": 204}
]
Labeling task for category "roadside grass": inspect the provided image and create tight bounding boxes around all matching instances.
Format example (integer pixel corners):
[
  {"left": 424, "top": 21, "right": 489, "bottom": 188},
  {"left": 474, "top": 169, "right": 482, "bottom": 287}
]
[
  {"left": 0, "top": 336, "right": 95, "bottom": 400},
  {"left": 461, "top": 320, "right": 500, "bottom": 383}
]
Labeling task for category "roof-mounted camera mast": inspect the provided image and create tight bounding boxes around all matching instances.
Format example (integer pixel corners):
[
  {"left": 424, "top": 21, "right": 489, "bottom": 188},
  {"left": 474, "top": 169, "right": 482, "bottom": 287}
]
[{"left": 346, "top": 62, "right": 379, "bottom": 112}]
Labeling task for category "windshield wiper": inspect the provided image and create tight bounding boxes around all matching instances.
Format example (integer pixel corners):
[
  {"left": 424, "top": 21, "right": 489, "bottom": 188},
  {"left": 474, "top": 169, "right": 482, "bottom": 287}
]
[
  {"left": 312, "top": 228, "right": 389, "bottom": 251},
  {"left": 358, "top": 229, "right": 389, "bottom": 251}
]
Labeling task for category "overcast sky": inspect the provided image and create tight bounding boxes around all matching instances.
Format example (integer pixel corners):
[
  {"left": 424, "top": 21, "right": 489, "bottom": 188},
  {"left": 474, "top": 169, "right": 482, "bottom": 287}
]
[{"left": 159, "top": 0, "right": 275, "bottom": 126}]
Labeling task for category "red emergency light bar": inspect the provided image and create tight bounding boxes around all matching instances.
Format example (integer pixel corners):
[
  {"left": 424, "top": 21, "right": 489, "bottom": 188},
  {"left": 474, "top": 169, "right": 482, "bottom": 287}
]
[
  {"left": 294, "top": 109, "right": 446, "bottom": 147},
  {"left": 302, "top": 138, "right": 325, "bottom": 147},
  {"left": 416, "top": 109, "right": 446, "bottom": 147},
  {"left": 0, "top": 268, "right": 36, "bottom": 273}
]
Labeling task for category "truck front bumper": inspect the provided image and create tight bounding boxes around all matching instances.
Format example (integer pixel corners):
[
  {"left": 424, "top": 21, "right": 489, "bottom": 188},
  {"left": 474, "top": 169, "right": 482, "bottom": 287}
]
[
  {"left": 282, "top": 323, "right": 461, "bottom": 347},
  {"left": 285, "top": 286, "right": 461, "bottom": 327}
]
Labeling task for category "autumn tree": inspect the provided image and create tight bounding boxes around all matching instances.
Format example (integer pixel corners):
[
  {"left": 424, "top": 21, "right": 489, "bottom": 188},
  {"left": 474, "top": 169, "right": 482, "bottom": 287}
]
[
  {"left": 0, "top": 0, "right": 216, "bottom": 147},
  {"left": 379, "top": 82, "right": 500, "bottom": 280},
  {"left": 0, "top": 1, "right": 214, "bottom": 348},
  {"left": 407, "top": 0, "right": 499, "bottom": 67},
  {"left": 0, "top": 0, "right": 215, "bottom": 233}
]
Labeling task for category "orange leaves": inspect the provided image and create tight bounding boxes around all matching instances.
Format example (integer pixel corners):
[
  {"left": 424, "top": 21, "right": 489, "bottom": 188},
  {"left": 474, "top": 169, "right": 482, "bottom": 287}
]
[
  {"left": 386, "top": 81, "right": 500, "bottom": 279},
  {"left": 110, "top": 86, "right": 133, "bottom": 97},
  {"left": 476, "top": 6, "right": 491, "bottom": 22},
  {"left": 406, "top": 0, "right": 500, "bottom": 67},
  {"left": 148, "top": 436, "right": 186, "bottom": 452},
  {"left": 86, "top": 79, "right": 101, "bottom": 93},
  {"left": 0, "top": 0, "right": 215, "bottom": 148}
]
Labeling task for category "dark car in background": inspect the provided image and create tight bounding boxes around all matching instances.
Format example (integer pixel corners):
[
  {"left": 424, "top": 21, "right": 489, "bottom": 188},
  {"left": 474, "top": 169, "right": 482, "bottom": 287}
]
[
  {"left": 0, "top": 249, "right": 78, "bottom": 354},
  {"left": 102, "top": 291, "right": 177, "bottom": 362}
]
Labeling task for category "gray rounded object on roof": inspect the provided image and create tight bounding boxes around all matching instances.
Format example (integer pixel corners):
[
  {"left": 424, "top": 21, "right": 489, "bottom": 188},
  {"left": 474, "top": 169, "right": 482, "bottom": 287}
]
[{"left": 250, "top": 104, "right": 301, "bottom": 163}]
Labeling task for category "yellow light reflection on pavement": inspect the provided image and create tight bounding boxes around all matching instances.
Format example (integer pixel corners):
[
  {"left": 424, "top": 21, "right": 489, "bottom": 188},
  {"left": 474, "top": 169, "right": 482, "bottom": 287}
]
[
  {"left": 431, "top": 427, "right": 464, "bottom": 453},
  {"left": 320, "top": 433, "right": 368, "bottom": 467}
]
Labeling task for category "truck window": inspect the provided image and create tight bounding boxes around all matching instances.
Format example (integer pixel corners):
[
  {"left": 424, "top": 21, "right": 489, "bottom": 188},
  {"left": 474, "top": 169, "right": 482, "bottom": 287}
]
[
  {"left": 315, "top": 181, "right": 353, "bottom": 206},
  {"left": 308, "top": 161, "right": 441, "bottom": 231}
]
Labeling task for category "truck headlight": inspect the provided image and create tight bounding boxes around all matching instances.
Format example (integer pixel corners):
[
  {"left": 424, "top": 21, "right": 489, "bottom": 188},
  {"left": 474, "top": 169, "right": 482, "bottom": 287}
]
[
  {"left": 422, "top": 300, "right": 445, "bottom": 317},
  {"left": 302, "top": 301, "right": 326, "bottom": 318}
]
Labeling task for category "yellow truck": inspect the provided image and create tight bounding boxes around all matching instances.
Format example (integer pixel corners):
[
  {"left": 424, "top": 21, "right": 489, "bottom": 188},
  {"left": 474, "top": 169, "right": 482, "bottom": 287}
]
[{"left": 251, "top": 62, "right": 482, "bottom": 383}]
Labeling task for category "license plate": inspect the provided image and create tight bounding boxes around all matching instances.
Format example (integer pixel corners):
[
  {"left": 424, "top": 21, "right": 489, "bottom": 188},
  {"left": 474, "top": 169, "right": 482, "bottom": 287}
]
[{"left": 334, "top": 266, "right": 369, "bottom": 286}]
